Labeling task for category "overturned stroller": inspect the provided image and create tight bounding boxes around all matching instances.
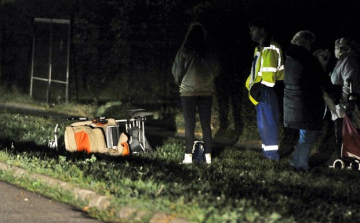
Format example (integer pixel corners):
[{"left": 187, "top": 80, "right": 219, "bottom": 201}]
[
  {"left": 332, "top": 80, "right": 360, "bottom": 170},
  {"left": 49, "top": 109, "right": 153, "bottom": 156}
]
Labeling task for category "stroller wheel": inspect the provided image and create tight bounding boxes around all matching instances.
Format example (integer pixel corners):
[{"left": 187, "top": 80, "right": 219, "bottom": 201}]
[
  {"left": 333, "top": 159, "right": 345, "bottom": 169},
  {"left": 350, "top": 161, "right": 360, "bottom": 171}
]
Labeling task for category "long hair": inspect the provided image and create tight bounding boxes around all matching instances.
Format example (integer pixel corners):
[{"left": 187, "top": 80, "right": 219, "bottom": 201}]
[{"left": 180, "top": 22, "right": 207, "bottom": 58}]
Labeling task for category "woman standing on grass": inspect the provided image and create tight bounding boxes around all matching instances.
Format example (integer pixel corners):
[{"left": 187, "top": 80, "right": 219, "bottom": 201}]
[
  {"left": 283, "top": 30, "right": 333, "bottom": 171},
  {"left": 327, "top": 38, "right": 360, "bottom": 164},
  {"left": 172, "top": 22, "right": 219, "bottom": 164}
]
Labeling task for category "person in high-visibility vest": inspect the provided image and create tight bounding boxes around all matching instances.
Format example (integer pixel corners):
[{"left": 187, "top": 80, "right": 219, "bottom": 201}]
[{"left": 245, "top": 18, "right": 284, "bottom": 160}]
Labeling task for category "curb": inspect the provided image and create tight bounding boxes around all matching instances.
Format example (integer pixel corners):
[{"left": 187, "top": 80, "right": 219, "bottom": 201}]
[{"left": 0, "top": 161, "right": 190, "bottom": 223}]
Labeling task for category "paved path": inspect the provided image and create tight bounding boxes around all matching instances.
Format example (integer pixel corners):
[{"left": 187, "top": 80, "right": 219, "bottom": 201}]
[{"left": 0, "top": 181, "right": 103, "bottom": 223}]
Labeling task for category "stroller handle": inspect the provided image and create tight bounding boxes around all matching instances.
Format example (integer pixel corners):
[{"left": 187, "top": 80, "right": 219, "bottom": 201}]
[{"left": 347, "top": 79, "right": 353, "bottom": 94}]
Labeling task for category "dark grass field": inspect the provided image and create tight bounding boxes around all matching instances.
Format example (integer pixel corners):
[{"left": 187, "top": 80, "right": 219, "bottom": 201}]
[{"left": 0, "top": 104, "right": 359, "bottom": 222}]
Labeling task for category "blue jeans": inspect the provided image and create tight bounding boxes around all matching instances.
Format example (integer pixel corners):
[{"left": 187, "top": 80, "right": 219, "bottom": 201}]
[
  {"left": 290, "top": 129, "right": 318, "bottom": 170},
  {"left": 181, "top": 96, "right": 213, "bottom": 154}
]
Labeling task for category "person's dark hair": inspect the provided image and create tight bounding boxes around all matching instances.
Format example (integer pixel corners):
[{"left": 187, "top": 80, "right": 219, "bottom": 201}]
[
  {"left": 248, "top": 18, "right": 268, "bottom": 31},
  {"left": 181, "top": 22, "right": 207, "bottom": 57}
]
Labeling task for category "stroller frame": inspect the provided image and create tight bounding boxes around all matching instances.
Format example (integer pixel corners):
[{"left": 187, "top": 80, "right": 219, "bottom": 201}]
[
  {"left": 115, "top": 109, "right": 154, "bottom": 153},
  {"left": 332, "top": 79, "right": 360, "bottom": 170},
  {"left": 48, "top": 109, "right": 153, "bottom": 154}
]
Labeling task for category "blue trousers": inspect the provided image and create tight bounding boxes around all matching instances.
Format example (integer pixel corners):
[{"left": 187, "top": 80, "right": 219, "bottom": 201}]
[
  {"left": 181, "top": 96, "right": 213, "bottom": 154},
  {"left": 290, "top": 129, "right": 318, "bottom": 170},
  {"left": 255, "top": 87, "right": 280, "bottom": 160}
]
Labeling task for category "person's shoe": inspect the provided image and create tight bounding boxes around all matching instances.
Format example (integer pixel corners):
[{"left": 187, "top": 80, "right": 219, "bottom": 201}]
[
  {"left": 287, "top": 165, "right": 298, "bottom": 172},
  {"left": 287, "top": 165, "right": 309, "bottom": 173},
  {"left": 205, "top": 153, "right": 211, "bottom": 164},
  {"left": 298, "top": 168, "right": 310, "bottom": 173},
  {"left": 181, "top": 153, "right": 193, "bottom": 164},
  {"left": 264, "top": 150, "right": 280, "bottom": 161}
]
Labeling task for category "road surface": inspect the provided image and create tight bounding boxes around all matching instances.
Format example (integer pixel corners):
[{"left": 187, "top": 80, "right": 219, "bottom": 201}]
[{"left": 0, "top": 180, "right": 103, "bottom": 223}]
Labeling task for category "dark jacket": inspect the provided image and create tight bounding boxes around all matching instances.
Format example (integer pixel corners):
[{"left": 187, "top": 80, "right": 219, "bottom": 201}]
[{"left": 284, "top": 45, "right": 332, "bottom": 130}]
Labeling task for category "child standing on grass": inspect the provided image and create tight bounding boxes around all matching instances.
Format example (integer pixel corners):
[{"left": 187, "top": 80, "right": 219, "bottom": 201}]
[{"left": 172, "top": 22, "right": 219, "bottom": 164}]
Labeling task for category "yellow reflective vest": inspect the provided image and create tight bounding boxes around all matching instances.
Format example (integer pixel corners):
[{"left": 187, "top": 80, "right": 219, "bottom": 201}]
[{"left": 245, "top": 39, "right": 284, "bottom": 105}]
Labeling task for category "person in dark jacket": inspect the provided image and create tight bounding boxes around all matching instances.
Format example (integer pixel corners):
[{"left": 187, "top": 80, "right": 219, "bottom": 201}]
[{"left": 284, "top": 30, "right": 333, "bottom": 171}]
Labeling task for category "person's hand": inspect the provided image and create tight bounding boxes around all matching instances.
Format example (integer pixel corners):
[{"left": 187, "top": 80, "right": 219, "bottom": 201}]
[
  {"left": 323, "top": 92, "right": 346, "bottom": 120},
  {"left": 335, "top": 104, "right": 346, "bottom": 118},
  {"left": 323, "top": 92, "right": 339, "bottom": 120},
  {"left": 250, "top": 82, "right": 261, "bottom": 101}
]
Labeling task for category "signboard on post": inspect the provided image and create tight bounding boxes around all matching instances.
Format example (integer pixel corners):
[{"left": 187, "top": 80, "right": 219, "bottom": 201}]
[{"left": 30, "top": 18, "right": 71, "bottom": 104}]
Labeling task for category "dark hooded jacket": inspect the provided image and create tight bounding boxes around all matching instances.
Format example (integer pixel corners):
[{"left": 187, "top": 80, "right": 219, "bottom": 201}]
[{"left": 284, "top": 45, "right": 332, "bottom": 130}]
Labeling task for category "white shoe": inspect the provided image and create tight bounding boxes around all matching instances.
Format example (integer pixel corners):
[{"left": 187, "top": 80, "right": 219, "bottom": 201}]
[
  {"left": 205, "top": 153, "right": 211, "bottom": 164},
  {"left": 181, "top": 153, "right": 193, "bottom": 164}
]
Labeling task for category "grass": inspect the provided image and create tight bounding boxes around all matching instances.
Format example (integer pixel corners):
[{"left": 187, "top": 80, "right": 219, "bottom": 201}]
[
  {"left": 1, "top": 133, "right": 359, "bottom": 222},
  {"left": 0, "top": 90, "right": 358, "bottom": 222}
]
